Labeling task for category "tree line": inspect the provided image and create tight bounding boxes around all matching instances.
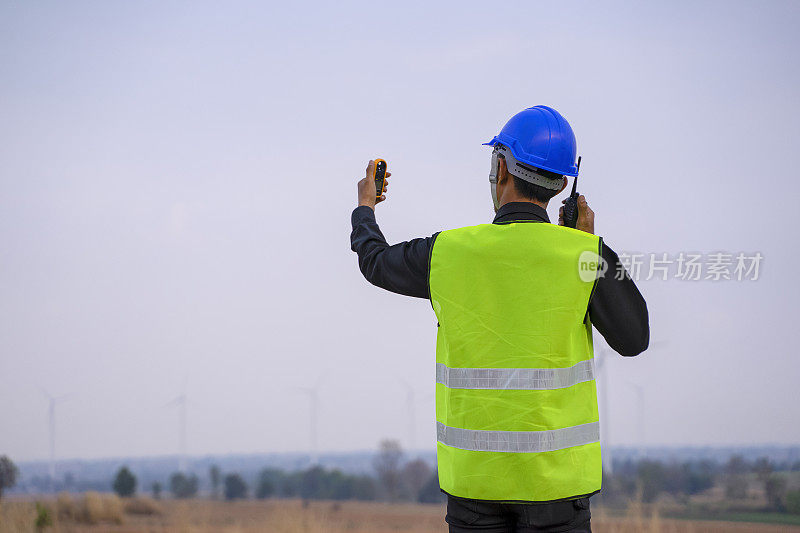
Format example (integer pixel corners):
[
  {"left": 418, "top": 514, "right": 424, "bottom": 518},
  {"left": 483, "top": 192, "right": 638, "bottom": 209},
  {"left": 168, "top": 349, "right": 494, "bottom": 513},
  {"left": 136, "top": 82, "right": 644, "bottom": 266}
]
[
  {"left": 6, "top": 449, "right": 800, "bottom": 514},
  {"left": 106, "top": 440, "right": 444, "bottom": 503},
  {"left": 597, "top": 454, "right": 800, "bottom": 514}
]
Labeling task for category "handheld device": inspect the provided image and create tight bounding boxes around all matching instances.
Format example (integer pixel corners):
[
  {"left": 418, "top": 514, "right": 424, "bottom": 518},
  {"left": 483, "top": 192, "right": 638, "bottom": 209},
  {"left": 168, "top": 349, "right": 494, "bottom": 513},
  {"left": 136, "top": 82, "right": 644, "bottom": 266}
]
[
  {"left": 562, "top": 156, "right": 582, "bottom": 228},
  {"left": 373, "top": 159, "right": 387, "bottom": 200}
]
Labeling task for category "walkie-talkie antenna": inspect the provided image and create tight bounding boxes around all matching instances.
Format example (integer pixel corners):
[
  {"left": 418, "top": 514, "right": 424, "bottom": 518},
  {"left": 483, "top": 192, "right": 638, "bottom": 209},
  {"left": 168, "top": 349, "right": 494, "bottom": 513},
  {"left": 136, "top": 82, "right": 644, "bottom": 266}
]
[
  {"left": 571, "top": 156, "right": 581, "bottom": 195},
  {"left": 562, "top": 156, "right": 582, "bottom": 228}
]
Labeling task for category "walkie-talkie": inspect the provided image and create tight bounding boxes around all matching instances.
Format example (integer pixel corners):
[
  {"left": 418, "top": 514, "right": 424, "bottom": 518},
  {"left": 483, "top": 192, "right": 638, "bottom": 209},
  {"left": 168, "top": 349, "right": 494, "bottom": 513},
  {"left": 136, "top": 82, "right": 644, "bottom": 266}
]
[
  {"left": 562, "top": 156, "right": 582, "bottom": 228},
  {"left": 373, "top": 159, "right": 387, "bottom": 200}
]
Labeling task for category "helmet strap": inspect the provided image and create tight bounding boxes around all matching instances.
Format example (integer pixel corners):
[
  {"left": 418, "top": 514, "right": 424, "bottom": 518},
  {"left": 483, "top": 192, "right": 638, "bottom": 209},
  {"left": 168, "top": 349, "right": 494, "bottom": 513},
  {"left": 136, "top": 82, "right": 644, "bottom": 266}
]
[
  {"left": 489, "top": 151, "right": 500, "bottom": 212},
  {"left": 492, "top": 145, "right": 566, "bottom": 191}
]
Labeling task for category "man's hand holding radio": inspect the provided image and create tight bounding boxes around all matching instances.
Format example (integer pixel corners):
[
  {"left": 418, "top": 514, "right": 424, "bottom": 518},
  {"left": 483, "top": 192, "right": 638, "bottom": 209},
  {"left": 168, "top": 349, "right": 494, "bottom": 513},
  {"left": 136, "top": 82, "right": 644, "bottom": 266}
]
[
  {"left": 358, "top": 160, "right": 390, "bottom": 210},
  {"left": 558, "top": 195, "right": 595, "bottom": 235}
]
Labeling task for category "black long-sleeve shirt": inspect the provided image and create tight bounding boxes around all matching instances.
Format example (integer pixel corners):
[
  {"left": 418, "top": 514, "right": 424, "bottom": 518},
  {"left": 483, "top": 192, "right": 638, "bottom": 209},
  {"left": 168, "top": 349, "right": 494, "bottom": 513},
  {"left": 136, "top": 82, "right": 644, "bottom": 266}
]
[{"left": 350, "top": 201, "right": 649, "bottom": 356}]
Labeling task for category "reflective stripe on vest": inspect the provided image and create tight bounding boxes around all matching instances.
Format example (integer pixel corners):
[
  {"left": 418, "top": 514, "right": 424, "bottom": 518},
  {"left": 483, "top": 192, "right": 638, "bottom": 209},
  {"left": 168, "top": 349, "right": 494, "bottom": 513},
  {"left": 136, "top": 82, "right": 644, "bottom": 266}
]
[
  {"left": 437, "top": 421, "right": 600, "bottom": 453},
  {"left": 430, "top": 222, "right": 603, "bottom": 502},
  {"left": 436, "top": 360, "right": 594, "bottom": 390}
]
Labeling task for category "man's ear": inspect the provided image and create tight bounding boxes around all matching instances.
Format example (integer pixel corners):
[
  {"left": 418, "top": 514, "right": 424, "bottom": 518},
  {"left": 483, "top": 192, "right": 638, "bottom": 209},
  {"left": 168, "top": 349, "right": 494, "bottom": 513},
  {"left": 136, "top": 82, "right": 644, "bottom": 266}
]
[{"left": 497, "top": 156, "right": 509, "bottom": 185}]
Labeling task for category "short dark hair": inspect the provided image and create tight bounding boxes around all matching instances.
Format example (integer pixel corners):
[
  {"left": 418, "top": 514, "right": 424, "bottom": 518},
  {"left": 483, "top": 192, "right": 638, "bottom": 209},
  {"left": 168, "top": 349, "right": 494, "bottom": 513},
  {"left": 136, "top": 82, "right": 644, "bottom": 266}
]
[
  {"left": 512, "top": 176, "right": 561, "bottom": 203},
  {"left": 506, "top": 160, "right": 564, "bottom": 203}
]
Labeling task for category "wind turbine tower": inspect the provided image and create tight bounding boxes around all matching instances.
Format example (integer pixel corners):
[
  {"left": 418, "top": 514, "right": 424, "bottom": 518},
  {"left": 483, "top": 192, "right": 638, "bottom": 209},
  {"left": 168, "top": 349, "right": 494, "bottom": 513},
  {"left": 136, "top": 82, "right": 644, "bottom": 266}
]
[
  {"left": 42, "top": 390, "right": 68, "bottom": 493},
  {"left": 165, "top": 385, "right": 188, "bottom": 473},
  {"left": 628, "top": 381, "right": 646, "bottom": 458},
  {"left": 596, "top": 348, "right": 613, "bottom": 476},
  {"left": 297, "top": 386, "right": 320, "bottom": 465}
]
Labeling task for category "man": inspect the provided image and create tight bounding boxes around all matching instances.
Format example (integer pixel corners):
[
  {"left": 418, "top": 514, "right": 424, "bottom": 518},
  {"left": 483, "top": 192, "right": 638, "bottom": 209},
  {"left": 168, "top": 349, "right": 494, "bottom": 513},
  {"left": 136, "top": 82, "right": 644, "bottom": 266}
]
[{"left": 351, "top": 106, "right": 649, "bottom": 532}]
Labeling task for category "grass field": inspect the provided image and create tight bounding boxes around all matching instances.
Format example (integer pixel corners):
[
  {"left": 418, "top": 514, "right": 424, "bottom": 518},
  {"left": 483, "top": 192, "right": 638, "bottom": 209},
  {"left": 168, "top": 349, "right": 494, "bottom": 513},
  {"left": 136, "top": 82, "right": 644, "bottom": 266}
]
[{"left": 3, "top": 496, "right": 800, "bottom": 533}]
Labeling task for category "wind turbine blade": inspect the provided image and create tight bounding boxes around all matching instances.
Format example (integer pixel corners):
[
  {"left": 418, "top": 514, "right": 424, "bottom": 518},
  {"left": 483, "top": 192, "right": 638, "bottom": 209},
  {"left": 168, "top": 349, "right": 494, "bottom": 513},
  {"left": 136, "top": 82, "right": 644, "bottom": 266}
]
[
  {"left": 163, "top": 396, "right": 184, "bottom": 408},
  {"left": 299, "top": 385, "right": 317, "bottom": 399},
  {"left": 40, "top": 388, "right": 73, "bottom": 402},
  {"left": 314, "top": 370, "right": 330, "bottom": 391}
]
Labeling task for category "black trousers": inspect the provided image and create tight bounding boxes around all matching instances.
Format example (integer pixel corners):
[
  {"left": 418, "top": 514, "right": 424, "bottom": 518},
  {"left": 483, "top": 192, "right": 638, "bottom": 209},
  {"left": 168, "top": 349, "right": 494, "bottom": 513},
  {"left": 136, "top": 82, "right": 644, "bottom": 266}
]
[{"left": 446, "top": 495, "right": 592, "bottom": 533}]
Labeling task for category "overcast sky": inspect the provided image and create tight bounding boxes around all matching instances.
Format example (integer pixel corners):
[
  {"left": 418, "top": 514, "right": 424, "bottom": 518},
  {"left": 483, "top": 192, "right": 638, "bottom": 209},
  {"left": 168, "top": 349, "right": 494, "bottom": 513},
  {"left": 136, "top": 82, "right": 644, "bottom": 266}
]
[{"left": 1, "top": 1, "right": 799, "bottom": 462}]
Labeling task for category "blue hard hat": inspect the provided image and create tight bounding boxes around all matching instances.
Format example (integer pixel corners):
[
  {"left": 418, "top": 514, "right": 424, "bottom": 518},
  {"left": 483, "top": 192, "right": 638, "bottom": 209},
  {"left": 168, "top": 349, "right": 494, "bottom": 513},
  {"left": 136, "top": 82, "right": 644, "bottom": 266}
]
[{"left": 483, "top": 106, "right": 579, "bottom": 177}]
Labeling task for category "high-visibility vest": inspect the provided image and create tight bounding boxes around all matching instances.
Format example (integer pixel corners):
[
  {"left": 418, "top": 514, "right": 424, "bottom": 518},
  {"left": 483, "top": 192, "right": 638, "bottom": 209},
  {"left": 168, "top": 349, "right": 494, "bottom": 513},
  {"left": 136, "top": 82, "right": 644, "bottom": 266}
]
[{"left": 429, "top": 221, "right": 602, "bottom": 502}]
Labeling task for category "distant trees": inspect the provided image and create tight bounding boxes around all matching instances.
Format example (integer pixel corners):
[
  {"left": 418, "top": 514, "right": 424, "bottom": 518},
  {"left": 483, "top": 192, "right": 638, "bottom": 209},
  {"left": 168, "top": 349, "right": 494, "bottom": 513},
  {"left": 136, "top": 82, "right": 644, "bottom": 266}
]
[
  {"left": 253, "top": 466, "right": 377, "bottom": 501},
  {"left": 683, "top": 461, "right": 715, "bottom": 496},
  {"left": 724, "top": 455, "right": 749, "bottom": 499},
  {"left": 417, "top": 470, "right": 445, "bottom": 503},
  {"left": 594, "top": 458, "right": 720, "bottom": 506},
  {"left": 597, "top": 466, "right": 635, "bottom": 505},
  {"left": 642, "top": 461, "right": 714, "bottom": 501},
  {"left": 636, "top": 460, "right": 666, "bottom": 503},
  {"left": 209, "top": 465, "right": 221, "bottom": 499},
  {"left": 350, "top": 474, "right": 377, "bottom": 501},
  {"left": 299, "top": 466, "right": 376, "bottom": 501},
  {"left": 373, "top": 440, "right": 404, "bottom": 501},
  {"left": 402, "top": 459, "right": 432, "bottom": 501},
  {"left": 752, "top": 457, "right": 787, "bottom": 511},
  {"left": 255, "top": 468, "right": 279, "bottom": 499},
  {"left": 786, "top": 490, "right": 800, "bottom": 515},
  {"left": 765, "top": 475, "right": 788, "bottom": 511},
  {"left": 224, "top": 474, "right": 248, "bottom": 500},
  {"left": 169, "top": 473, "right": 199, "bottom": 499},
  {"left": 0, "top": 456, "right": 19, "bottom": 499},
  {"left": 112, "top": 466, "right": 137, "bottom": 497},
  {"left": 753, "top": 457, "right": 773, "bottom": 483},
  {"left": 85, "top": 452, "right": 800, "bottom": 514},
  {"left": 281, "top": 471, "right": 301, "bottom": 497},
  {"left": 725, "top": 455, "right": 748, "bottom": 476},
  {"left": 299, "top": 466, "right": 323, "bottom": 500}
]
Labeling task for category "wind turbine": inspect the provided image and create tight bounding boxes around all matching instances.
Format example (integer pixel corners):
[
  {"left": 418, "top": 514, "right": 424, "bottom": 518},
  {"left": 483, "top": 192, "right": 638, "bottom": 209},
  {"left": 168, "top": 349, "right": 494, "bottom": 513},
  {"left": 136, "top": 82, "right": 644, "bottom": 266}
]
[
  {"left": 296, "top": 374, "right": 326, "bottom": 466},
  {"left": 165, "top": 378, "right": 189, "bottom": 473},
  {"left": 595, "top": 348, "right": 613, "bottom": 475},
  {"left": 627, "top": 340, "right": 669, "bottom": 459},
  {"left": 41, "top": 389, "right": 69, "bottom": 493},
  {"left": 596, "top": 340, "right": 668, "bottom": 474},
  {"left": 626, "top": 381, "right": 646, "bottom": 459}
]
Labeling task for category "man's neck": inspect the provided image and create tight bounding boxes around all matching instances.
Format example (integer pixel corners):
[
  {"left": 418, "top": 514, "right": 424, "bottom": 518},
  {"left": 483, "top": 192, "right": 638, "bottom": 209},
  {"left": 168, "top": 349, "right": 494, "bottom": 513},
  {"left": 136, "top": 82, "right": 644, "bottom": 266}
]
[
  {"left": 493, "top": 201, "right": 551, "bottom": 224},
  {"left": 499, "top": 198, "right": 548, "bottom": 210}
]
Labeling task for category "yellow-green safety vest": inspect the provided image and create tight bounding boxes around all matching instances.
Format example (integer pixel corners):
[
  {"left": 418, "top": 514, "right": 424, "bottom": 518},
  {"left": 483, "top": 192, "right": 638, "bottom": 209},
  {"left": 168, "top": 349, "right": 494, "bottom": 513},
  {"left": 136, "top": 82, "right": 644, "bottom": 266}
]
[{"left": 429, "top": 221, "right": 602, "bottom": 502}]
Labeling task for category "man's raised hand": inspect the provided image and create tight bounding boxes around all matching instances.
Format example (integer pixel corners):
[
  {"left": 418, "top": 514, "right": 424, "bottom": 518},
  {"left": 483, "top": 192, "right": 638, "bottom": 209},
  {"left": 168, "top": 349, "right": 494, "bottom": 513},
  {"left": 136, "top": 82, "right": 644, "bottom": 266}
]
[{"left": 357, "top": 160, "right": 390, "bottom": 210}]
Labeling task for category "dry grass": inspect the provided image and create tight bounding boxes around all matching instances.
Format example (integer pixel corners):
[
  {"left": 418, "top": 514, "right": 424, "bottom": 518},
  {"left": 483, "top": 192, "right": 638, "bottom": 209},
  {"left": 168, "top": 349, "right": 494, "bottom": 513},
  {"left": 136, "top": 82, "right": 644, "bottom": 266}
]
[
  {"left": 76, "top": 491, "right": 124, "bottom": 525},
  {"left": 0, "top": 500, "right": 36, "bottom": 533},
  {"left": 2, "top": 497, "right": 799, "bottom": 533},
  {"left": 1, "top": 492, "right": 124, "bottom": 531},
  {"left": 55, "top": 492, "right": 75, "bottom": 521},
  {"left": 153, "top": 499, "right": 444, "bottom": 533},
  {"left": 123, "top": 496, "right": 162, "bottom": 516}
]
